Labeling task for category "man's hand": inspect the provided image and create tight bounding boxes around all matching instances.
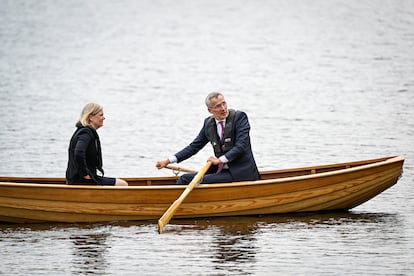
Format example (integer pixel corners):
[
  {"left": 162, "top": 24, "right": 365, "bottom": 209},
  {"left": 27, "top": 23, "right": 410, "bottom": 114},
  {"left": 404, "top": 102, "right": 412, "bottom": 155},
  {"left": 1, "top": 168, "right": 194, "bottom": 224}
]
[
  {"left": 156, "top": 159, "right": 170, "bottom": 169},
  {"left": 207, "top": 156, "right": 221, "bottom": 166}
]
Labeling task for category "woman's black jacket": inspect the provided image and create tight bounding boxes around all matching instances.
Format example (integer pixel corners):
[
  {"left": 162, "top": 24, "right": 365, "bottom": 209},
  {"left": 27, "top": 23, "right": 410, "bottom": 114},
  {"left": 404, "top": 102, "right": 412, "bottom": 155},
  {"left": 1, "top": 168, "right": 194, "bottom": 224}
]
[{"left": 66, "top": 123, "right": 104, "bottom": 184}]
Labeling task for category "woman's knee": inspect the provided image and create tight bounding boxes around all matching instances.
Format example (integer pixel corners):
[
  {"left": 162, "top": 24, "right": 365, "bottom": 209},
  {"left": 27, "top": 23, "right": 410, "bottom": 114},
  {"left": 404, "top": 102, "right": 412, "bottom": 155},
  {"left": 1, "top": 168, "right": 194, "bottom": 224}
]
[{"left": 115, "top": 178, "right": 128, "bottom": 186}]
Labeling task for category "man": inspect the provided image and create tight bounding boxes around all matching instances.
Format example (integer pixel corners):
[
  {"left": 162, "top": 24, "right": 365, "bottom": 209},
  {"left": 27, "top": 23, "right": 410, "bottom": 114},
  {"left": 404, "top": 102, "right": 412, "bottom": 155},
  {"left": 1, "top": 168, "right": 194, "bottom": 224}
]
[{"left": 156, "top": 92, "right": 259, "bottom": 184}]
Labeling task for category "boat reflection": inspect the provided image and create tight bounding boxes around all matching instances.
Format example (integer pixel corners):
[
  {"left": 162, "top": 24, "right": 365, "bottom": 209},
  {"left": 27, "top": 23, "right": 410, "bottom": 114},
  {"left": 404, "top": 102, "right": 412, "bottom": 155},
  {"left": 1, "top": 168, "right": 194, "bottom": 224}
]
[
  {"left": 159, "top": 211, "right": 403, "bottom": 275},
  {"left": 209, "top": 217, "right": 259, "bottom": 275},
  {"left": 69, "top": 232, "right": 110, "bottom": 275},
  {"left": 0, "top": 211, "right": 404, "bottom": 275},
  {"left": 162, "top": 211, "right": 402, "bottom": 232},
  {"left": 0, "top": 210, "right": 401, "bottom": 232}
]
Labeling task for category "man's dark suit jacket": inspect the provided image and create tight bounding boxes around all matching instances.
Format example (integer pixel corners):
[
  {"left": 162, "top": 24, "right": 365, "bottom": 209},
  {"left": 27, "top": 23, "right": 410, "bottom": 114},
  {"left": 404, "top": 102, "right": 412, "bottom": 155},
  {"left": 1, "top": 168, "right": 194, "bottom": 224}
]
[{"left": 175, "top": 110, "right": 259, "bottom": 182}]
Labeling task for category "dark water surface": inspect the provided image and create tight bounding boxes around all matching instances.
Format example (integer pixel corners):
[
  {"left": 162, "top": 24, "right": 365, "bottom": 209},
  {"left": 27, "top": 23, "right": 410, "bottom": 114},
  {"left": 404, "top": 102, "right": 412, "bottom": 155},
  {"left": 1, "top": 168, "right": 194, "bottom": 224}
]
[
  {"left": 1, "top": 0, "right": 413, "bottom": 275},
  {"left": 1, "top": 212, "right": 411, "bottom": 275}
]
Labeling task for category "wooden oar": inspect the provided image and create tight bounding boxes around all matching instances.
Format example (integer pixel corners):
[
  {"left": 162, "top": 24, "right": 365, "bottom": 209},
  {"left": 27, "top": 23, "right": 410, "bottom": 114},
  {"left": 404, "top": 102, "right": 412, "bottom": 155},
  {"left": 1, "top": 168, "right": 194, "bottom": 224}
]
[
  {"left": 158, "top": 161, "right": 212, "bottom": 233},
  {"left": 166, "top": 164, "right": 197, "bottom": 173}
]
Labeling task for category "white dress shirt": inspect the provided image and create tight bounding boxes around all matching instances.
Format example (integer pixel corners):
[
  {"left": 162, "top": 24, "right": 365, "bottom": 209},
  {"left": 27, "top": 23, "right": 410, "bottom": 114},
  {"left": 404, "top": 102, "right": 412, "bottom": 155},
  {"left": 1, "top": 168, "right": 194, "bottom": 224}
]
[{"left": 169, "top": 119, "right": 229, "bottom": 165}]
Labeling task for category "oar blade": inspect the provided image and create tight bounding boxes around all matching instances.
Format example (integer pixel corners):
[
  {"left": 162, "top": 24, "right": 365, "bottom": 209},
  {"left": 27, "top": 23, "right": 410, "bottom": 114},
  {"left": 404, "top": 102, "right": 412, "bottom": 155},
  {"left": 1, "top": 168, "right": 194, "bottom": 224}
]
[
  {"left": 157, "top": 161, "right": 212, "bottom": 233},
  {"left": 158, "top": 198, "right": 183, "bottom": 233}
]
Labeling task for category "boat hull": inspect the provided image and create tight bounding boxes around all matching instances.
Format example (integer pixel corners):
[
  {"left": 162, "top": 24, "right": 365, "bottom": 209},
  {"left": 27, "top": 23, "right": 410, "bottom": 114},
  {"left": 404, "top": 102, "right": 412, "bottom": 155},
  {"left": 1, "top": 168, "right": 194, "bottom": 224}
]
[{"left": 0, "top": 156, "right": 404, "bottom": 223}]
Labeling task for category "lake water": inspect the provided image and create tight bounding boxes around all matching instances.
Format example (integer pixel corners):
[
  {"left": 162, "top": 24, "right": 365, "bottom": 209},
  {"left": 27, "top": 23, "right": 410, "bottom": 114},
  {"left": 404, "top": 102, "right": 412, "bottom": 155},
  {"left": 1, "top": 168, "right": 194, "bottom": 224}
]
[{"left": 1, "top": 0, "right": 413, "bottom": 275}]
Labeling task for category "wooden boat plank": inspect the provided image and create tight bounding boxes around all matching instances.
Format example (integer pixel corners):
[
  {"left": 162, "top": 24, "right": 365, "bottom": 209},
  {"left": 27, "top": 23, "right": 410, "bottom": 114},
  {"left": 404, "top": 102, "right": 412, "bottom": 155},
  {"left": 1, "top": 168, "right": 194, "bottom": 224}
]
[
  {"left": 175, "top": 168, "right": 400, "bottom": 216},
  {"left": 186, "top": 170, "right": 401, "bottom": 217},
  {"left": 0, "top": 206, "right": 156, "bottom": 223},
  {"left": 186, "top": 159, "right": 402, "bottom": 202}
]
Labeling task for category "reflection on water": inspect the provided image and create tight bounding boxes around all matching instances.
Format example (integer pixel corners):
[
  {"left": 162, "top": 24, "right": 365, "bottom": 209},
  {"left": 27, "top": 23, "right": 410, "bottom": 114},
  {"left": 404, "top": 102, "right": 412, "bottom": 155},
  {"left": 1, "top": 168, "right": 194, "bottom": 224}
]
[
  {"left": 0, "top": 211, "right": 408, "bottom": 275},
  {"left": 209, "top": 218, "right": 259, "bottom": 275},
  {"left": 211, "top": 224, "right": 258, "bottom": 263},
  {"left": 164, "top": 211, "right": 402, "bottom": 232},
  {"left": 70, "top": 233, "right": 110, "bottom": 275},
  {"left": 0, "top": 211, "right": 399, "bottom": 232}
]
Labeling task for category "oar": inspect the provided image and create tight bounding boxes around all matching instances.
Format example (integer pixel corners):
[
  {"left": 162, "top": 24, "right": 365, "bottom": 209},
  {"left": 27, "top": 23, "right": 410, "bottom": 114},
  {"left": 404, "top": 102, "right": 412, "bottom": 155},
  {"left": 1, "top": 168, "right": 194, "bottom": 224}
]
[
  {"left": 166, "top": 164, "right": 197, "bottom": 173},
  {"left": 158, "top": 161, "right": 212, "bottom": 233}
]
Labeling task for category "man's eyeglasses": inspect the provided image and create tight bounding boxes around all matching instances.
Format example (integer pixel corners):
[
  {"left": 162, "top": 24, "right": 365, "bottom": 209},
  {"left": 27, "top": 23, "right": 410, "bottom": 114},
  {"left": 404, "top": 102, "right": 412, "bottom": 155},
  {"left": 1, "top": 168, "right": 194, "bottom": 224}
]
[{"left": 210, "top": 101, "right": 227, "bottom": 110}]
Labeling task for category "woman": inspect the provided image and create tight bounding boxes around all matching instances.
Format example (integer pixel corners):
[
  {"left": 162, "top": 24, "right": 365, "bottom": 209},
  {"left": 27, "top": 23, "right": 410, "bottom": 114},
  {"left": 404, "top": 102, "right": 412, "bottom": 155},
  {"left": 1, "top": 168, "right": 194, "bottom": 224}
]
[{"left": 66, "top": 103, "right": 128, "bottom": 186}]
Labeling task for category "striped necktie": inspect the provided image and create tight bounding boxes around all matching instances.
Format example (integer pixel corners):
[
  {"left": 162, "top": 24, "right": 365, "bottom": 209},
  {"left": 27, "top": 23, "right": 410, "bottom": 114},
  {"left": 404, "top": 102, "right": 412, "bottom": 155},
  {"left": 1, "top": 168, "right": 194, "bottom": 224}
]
[{"left": 218, "top": 121, "right": 225, "bottom": 140}]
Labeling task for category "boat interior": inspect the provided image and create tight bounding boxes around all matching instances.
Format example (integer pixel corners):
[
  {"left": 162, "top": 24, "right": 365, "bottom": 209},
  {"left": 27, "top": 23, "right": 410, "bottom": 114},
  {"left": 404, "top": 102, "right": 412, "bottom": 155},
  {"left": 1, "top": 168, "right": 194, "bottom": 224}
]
[{"left": 0, "top": 156, "right": 397, "bottom": 186}]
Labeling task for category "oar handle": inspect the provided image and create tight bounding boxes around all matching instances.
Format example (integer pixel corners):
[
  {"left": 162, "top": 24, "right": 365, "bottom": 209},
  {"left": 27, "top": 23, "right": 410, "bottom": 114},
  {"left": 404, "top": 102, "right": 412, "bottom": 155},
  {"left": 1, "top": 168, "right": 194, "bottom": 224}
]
[
  {"left": 158, "top": 161, "right": 212, "bottom": 233},
  {"left": 165, "top": 164, "right": 197, "bottom": 173}
]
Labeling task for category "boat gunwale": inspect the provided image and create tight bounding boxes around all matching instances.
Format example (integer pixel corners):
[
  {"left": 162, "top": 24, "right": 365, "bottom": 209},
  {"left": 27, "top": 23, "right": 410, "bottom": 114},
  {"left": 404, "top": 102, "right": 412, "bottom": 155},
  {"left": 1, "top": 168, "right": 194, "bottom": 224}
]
[{"left": 0, "top": 156, "right": 404, "bottom": 190}]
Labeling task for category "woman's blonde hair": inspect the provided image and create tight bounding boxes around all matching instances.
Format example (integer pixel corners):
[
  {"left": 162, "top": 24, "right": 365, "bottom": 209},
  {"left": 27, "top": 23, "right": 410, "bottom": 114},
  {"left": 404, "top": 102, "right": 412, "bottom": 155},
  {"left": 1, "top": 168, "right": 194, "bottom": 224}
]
[{"left": 77, "top": 103, "right": 103, "bottom": 127}]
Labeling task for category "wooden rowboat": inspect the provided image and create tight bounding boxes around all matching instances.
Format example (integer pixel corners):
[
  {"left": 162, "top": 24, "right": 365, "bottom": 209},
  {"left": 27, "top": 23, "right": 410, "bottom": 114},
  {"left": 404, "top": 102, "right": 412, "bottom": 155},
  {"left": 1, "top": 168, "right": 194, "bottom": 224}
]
[{"left": 0, "top": 156, "right": 404, "bottom": 224}]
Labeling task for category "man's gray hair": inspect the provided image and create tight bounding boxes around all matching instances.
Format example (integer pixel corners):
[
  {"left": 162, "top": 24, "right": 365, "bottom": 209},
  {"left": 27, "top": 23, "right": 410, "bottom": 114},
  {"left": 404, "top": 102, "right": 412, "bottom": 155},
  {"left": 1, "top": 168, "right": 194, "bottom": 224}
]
[{"left": 205, "top": 92, "right": 223, "bottom": 107}]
